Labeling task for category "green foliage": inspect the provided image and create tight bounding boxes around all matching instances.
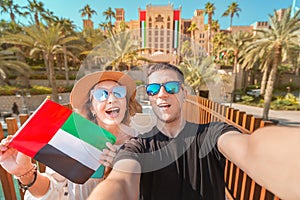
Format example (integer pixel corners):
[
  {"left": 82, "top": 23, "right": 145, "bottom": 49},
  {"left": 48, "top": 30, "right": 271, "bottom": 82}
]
[
  {"left": 241, "top": 95, "right": 254, "bottom": 103},
  {"left": 0, "top": 85, "right": 72, "bottom": 96},
  {"left": 0, "top": 86, "right": 19, "bottom": 95},
  {"left": 29, "top": 85, "right": 52, "bottom": 95},
  {"left": 271, "top": 93, "right": 300, "bottom": 110},
  {"left": 246, "top": 84, "right": 260, "bottom": 90},
  {"left": 240, "top": 93, "right": 300, "bottom": 110},
  {"left": 29, "top": 74, "right": 76, "bottom": 80},
  {"left": 135, "top": 80, "right": 144, "bottom": 86}
]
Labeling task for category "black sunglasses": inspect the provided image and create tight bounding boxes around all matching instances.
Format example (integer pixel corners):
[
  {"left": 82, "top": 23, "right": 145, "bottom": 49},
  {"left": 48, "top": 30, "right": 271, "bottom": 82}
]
[{"left": 145, "top": 81, "right": 182, "bottom": 96}]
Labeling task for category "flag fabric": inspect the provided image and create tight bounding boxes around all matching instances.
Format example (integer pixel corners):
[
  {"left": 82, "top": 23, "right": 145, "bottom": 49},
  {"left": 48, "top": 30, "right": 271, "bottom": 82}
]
[
  {"left": 10, "top": 99, "right": 116, "bottom": 184},
  {"left": 140, "top": 10, "right": 146, "bottom": 48},
  {"left": 173, "top": 10, "right": 180, "bottom": 49}
]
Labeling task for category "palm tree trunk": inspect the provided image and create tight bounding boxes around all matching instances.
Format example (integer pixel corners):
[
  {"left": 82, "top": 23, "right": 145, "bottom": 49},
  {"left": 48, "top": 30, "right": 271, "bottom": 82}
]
[
  {"left": 263, "top": 48, "right": 281, "bottom": 120},
  {"left": 260, "top": 68, "right": 269, "bottom": 95},
  {"left": 35, "top": 12, "right": 40, "bottom": 26},
  {"left": 207, "top": 15, "right": 212, "bottom": 56},
  {"left": 43, "top": 52, "right": 51, "bottom": 86},
  {"left": 48, "top": 53, "right": 59, "bottom": 102},
  {"left": 10, "top": 12, "right": 15, "bottom": 22},
  {"left": 232, "top": 53, "right": 238, "bottom": 94},
  {"left": 63, "top": 45, "right": 69, "bottom": 86}
]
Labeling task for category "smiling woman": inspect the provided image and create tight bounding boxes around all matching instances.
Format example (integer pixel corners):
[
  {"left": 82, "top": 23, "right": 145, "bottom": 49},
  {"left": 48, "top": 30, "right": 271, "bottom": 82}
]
[{"left": 0, "top": 70, "right": 142, "bottom": 200}]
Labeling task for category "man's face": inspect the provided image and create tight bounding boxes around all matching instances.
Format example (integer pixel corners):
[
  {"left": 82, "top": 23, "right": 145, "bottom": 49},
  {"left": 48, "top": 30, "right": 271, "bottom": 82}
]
[{"left": 147, "top": 69, "right": 185, "bottom": 124}]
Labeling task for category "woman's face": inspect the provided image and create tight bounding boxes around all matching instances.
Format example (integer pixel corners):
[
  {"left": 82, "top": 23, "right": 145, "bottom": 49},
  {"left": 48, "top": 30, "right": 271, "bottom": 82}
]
[{"left": 90, "top": 81, "right": 127, "bottom": 126}]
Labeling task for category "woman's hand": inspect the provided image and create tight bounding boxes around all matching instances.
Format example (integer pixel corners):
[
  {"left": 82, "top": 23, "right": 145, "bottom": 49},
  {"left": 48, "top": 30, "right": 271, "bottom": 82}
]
[
  {"left": 99, "top": 142, "right": 118, "bottom": 167},
  {"left": 0, "top": 135, "right": 33, "bottom": 176}
]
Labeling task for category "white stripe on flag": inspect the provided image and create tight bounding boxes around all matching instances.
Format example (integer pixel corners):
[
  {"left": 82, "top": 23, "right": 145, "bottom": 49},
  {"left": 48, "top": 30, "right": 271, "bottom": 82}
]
[
  {"left": 174, "top": 21, "right": 178, "bottom": 48},
  {"left": 48, "top": 129, "right": 103, "bottom": 171}
]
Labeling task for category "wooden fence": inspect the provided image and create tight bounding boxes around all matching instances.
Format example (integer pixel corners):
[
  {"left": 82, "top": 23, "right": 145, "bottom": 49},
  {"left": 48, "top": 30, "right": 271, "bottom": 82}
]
[
  {"left": 183, "top": 95, "right": 279, "bottom": 200},
  {"left": 0, "top": 95, "right": 280, "bottom": 200}
]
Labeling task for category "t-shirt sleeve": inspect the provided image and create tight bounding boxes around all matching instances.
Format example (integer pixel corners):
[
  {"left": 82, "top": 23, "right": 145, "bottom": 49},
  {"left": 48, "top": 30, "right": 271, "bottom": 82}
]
[
  {"left": 198, "top": 122, "right": 241, "bottom": 160},
  {"left": 113, "top": 137, "right": 145, "bottom": 165}
]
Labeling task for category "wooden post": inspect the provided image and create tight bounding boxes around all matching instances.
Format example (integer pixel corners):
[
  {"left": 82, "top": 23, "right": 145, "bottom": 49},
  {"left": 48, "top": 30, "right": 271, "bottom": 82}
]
[
  {"left": 6, "top": 117, "right": 18, "bottom": 135},
  {"left": 19, "top": 114, "right": 29, "bottom": 126},
  {"left": 0, "top": 120, "right": 18, "bottom": 200}
]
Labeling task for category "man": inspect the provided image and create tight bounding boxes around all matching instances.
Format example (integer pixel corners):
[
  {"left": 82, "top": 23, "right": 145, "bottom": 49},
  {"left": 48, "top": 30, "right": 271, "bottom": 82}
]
[{"left": 88, "top": 63, "right": 300, "bottom": 200}]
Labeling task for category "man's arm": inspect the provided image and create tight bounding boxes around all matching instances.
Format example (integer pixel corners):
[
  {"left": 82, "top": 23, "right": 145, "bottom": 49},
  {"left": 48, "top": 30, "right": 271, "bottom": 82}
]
[
  {"left": 218, "top": 126, "right": 300, "bottom": 200},
  {"left": 88, "top": 159, "right": 141, "bottom": 200}
]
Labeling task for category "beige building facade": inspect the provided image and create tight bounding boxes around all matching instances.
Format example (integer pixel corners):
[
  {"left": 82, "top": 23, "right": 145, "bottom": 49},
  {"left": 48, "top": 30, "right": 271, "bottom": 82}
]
[{"left": 113, "top": 4, "right": 210, "bottom": 64}]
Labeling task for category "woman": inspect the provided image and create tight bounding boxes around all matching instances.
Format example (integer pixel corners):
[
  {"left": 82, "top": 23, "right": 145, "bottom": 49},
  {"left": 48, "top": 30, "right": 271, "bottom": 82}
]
[{"left": 0, "top": 71, "right": 140, "bottom": 200}]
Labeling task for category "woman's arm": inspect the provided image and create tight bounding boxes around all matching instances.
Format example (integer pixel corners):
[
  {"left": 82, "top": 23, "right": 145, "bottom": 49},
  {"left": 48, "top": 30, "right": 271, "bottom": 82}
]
[{"left": 0, "top": 136, "right": 51, "bottom": 197}]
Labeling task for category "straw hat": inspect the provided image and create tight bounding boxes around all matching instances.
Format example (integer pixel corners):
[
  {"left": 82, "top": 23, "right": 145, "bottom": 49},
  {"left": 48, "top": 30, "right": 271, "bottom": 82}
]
[{"left": 70, "top": 71, "right": 136, "bottom": 113}]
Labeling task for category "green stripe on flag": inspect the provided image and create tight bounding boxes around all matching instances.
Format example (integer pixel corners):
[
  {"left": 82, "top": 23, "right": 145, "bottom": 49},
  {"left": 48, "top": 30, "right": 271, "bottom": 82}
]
[
  {"left": 61, "top": 113, "right": 116, "bottom": 150},
  {"left": 143, "top": 21, "right": 146, "bottom": 47}
]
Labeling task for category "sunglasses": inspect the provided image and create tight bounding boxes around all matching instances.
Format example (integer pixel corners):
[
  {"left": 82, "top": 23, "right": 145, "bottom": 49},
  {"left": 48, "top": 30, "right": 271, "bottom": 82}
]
[
  {"left": 91, "top": 86, "right": 126, "bottom": 101},
  {"left": 145, "top": 81, "right": 181, "bottom": 96}
]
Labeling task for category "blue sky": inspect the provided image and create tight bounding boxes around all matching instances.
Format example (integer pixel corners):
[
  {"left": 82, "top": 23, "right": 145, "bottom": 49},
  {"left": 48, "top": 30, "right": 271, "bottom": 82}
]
[{"left": 2, "top": 0, "right": 299, "bottom": 30}]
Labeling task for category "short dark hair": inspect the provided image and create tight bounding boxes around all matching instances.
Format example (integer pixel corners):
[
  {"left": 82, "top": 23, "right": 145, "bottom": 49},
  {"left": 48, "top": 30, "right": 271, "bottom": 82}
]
[{"left": 147, "top": 63, "right": 184, "bottom": 83}]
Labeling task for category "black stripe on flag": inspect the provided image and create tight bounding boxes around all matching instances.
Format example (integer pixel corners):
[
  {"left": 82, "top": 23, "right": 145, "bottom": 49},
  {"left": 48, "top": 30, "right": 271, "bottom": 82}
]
[{"left": 34, "top": 144, "right": 95, "bottom": 184}]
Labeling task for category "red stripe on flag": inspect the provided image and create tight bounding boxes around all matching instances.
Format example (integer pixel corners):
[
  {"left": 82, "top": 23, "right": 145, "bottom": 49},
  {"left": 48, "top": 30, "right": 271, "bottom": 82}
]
[
  {"left": 140, "top": 11, "right": 146, "bottom": 21},
  {"left": 10, "top": 100, "right": 72, "bottom": 158},
  {"left": 174, "top": 10, "right": 180, "bottom": 20}
]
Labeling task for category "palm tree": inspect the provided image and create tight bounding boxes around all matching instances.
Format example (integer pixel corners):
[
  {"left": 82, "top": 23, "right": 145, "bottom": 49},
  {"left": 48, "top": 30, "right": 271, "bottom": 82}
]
[
  {"left": 103, "top": 7, "right": 116, "bottom": 32},
  {"left": 86, "top": 31, "right": 148, "bottom": 71},
  {"left": 242, "top": 7, "right": 300, "bottom": 119},
  {"left": 25, "top": 0, "right": 46, "bottom": 26},
  {"left": 0, "top": 47, "right": 31, "bottom": 86},
  {"left": 204, "top": 2, "right": 216, "bottom": 56},
  {"left": 79, "top": 4, "right": 97, "bottom": 20},
  {"left": 119, "top": 20, "right": 129, "bottom": 32},
  {"left": 222, "top": 2, "right": 241, "bottom": 30},
  {"left": 0, "top": 0, "right": 24, "bottom": 23},
  {"left": 187, "top": 22, "right": 199, "bottom": 40},
  {"left": 178, "top": 57, "right": 223, "bottom": 96},
  {"left": 99, "top": 21, "right": 109, "bottom": 31},
  {"left": 211, "top": 20, "right": 220, "bottom": 32},
  {"left": 212, "top": 32, "right": 226, "bottom": 60},
  {"left": 224, "top": 31, "right": 252, "bottom": 94},
  {"left": 55, "top": 17, "right": 79, "bottom": 86},
  {"left": 1, "top": 24, "right": 80, "bottom": 102}
]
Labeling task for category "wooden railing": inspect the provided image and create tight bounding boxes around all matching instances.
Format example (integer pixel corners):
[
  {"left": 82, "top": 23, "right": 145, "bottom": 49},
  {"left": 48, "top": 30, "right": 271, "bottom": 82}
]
[
  {"left": 0, "top": 96, "right": 280, "bottom": 200},
  {"left": 183, "top": 95, "right": 280, "bottom": 200}
]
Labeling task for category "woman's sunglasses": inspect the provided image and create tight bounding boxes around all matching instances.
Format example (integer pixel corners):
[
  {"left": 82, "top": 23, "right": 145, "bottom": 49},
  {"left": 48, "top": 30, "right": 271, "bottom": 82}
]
[
  {"left": 91, "top": 86, "right": 126, "bottom": 101},
  {"left": 145, "top": 81, "right": 181, "bottom": 96}
]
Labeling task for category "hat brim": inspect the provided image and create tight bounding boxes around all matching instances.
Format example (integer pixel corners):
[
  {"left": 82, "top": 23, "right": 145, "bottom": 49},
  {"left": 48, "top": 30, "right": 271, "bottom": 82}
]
[{"left": 70, "top": 71, "right": 136, "bottom": 113}]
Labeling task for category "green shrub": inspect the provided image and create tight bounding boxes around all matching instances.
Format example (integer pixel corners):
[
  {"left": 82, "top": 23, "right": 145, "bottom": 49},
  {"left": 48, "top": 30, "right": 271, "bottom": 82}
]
[
  {"left": 270, "top": 93, "right": 300, "bottom": 110},
  {"left": 0, "top": 85, "right": 73, "bottom": 96},
  {"left": 241, "top": 95, "right": 254, "bottom": 103},
  {"left": 29, "top": 85, "right": 52, "bottom": 95},
  {"left": 0, "top": 86, "right": 19, "bottom": 95},
  {"left": 135, "top": 80, "right": 144, "bottom": 86}
]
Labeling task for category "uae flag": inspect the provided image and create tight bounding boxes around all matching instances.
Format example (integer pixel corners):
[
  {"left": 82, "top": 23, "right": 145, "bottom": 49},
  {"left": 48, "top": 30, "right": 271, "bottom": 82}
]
[
  {"left": 140, "top": 10, "right": 146, "bottom": 48},
  {"left": 173, "top": 10, "right": 180, "bottom": 49},
  {"left": 10, "top": 99, "right": 116, "bottom": 184}
]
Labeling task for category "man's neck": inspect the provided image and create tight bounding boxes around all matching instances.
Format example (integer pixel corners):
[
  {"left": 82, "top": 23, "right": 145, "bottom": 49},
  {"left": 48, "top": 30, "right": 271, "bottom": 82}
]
[{"left": 157, "top": 117, "right": 186, "bottom": 138}]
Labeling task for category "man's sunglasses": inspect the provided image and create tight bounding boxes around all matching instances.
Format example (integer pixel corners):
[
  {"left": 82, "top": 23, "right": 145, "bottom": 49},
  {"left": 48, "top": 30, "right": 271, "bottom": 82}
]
[
  {"left": 145, "top": 81, "right": 181, "bottom": 96},
  {"left": 91, "top": 86, "right": 126, "bottom": 101}
]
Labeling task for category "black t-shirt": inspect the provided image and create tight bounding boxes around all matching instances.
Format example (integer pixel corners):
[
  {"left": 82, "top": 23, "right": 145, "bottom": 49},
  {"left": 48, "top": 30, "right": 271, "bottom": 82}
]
[{"left": 115, "top": 122, "right": 239, "bottom": 200}]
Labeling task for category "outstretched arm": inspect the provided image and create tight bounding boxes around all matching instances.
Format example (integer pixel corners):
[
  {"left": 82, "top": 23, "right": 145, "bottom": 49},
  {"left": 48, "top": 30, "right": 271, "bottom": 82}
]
[
  {"left": 88, "top": 159, "right": 141, "bottom": 200},
  {"left": 218, "top": 126, "right": 300, "bottom": 200},
  {"left": 0, "top": 136, "right": 50, "bottom": 197}
]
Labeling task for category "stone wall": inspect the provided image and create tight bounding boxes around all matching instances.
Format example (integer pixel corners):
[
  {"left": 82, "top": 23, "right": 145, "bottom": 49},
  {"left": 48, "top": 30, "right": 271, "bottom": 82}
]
[{"left": 0, "top": 93, "right": 70, "bottom": 114}]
